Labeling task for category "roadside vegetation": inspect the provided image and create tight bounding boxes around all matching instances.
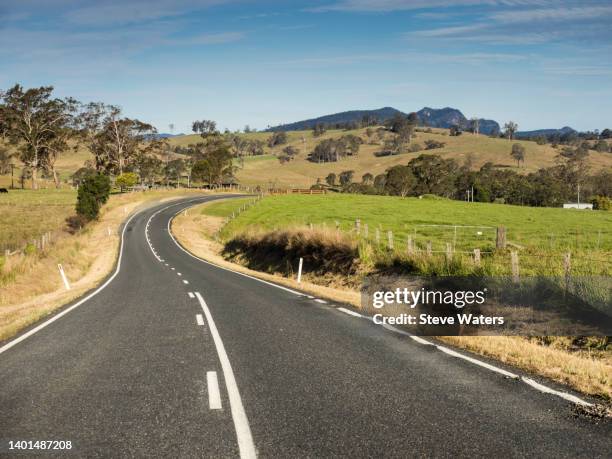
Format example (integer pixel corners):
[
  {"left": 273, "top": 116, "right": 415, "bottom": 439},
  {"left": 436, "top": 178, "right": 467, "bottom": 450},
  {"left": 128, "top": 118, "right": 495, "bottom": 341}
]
[
  {"left": 0, "top": 188, "right": 213, "bottom": 342},
  {"left": 171, "top": 195, "right": 611, "bottom": 400}
]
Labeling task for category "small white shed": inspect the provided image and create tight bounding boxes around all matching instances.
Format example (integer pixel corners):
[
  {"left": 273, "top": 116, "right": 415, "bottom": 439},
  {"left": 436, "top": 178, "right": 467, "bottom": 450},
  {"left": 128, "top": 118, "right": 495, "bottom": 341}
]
[{"left": 563, "top": 203, "right": 593, "bottom": 210}]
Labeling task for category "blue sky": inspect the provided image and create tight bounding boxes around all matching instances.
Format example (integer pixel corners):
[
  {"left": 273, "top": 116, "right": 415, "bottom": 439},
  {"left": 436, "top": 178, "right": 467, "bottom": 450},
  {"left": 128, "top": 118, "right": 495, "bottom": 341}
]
[{"left": 1, "top": 0, "right": 611, "bottom": 133}]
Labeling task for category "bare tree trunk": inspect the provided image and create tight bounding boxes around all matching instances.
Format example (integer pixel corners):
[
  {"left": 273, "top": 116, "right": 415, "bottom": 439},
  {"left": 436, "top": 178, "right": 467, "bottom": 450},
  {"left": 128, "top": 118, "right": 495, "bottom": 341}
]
[
  {"left": 31, "top": 167, "right": 38, "bottom": 190},
  {"left": 52, "top": 167, "right": 61, "bottom": 189}
]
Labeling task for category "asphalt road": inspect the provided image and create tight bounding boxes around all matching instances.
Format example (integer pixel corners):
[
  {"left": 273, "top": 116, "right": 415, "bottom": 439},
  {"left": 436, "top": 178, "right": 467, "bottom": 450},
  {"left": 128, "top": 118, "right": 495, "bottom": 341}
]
[{"left": 1, "top": 195, "right": 610, "bottom": 458}]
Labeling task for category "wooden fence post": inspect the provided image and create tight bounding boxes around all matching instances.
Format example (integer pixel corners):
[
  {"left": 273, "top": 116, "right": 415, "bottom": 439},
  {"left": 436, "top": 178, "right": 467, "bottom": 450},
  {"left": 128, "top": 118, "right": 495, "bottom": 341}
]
[
  {"left": 355, "top": 219, "right": 361, "bottom": 234},
  {"left": 426, "top": 241, "right": 432, "bottom": 257},
  {"left": 387, "top": 231, "right": 394, "bottom": 250},
  {"left": 564, "top": 252, "right": 571, "bottom": 292},
  {"left": 407, "top": 237, "right": 414, "bottom": 255},
  {"left": 511, "top": 251, "right": 519, "bottom": 283},
  {"left": 375, "top": 228, "right": 380, "bottom": 245},
  {"left": 473, "top": 249, "right": 481, "bottom": 267},
  {"left": 496, "top": 226, "right": 507, "bottom": 249},
  {"left": 446, "top": 243, "right": 453, "bottom": 261},
  {"left": 364, "top": 223, "right": 369, "bottom": 238},
  {"left": 335, "top": 221, "right": 340, "bottom": 232}
]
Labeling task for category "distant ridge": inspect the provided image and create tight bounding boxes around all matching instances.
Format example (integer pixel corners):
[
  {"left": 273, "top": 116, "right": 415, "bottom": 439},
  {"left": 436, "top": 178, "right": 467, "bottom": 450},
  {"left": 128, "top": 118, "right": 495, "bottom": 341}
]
[
  {"left": 268, "top": 106, "right": 500, "bottom": 135},
  {"left": 268, "top": 107, "right": 403, "bottom": 132},
  {"left": 145, "top": 133, "right": 185, "bottom": 140},
  {"left": 515, "top": 126, "right": 576, "bottom": 138}
]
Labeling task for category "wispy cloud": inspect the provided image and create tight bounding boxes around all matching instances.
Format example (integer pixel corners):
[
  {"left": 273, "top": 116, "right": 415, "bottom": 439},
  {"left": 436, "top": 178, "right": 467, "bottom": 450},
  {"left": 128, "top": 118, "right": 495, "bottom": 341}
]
[
  {"left": 491, "top": 5, "right": 612, "bottom": 23},
  {"left": 543, "top": 65, "right": 612, "bottom": 76},
  {"left": 411, "top": 24, "right": 487, "bottom": 37},
  {"left": 279, "top": 51, "right": 528, "bottom": 67},
  {"left": 63, "top": 0, "right": 232, "bottom": 26},
  {"left": 308, "top": 0, "right": 551, "bottom": 13}
]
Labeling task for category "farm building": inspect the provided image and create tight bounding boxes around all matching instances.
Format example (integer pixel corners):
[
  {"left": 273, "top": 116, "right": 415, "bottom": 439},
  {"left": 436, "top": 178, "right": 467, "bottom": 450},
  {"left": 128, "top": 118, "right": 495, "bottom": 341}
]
[{"left": 563, "top": 203, "right": 593, "bottom": 210}]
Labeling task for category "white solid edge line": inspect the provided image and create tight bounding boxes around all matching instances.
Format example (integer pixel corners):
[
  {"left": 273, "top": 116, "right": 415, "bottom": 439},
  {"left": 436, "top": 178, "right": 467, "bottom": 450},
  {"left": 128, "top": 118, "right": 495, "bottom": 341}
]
[
  {"left": 379, "top": 324, "right": 592, "bottom": 406},
  {"left": 166, "top": 206, "right": 304, "bottom": 297},
  {"left": 196, "top": 314, "right": 205, "bottom": 326},
  {"left": 188, "top": 292, "right": 195, "bottom": 298},
  {"left": 0, "top": 209, "right": 140, "bottom": 355},
  {"left": 521, "top": 377, "right": 592, "bottom": 406},
  {"left": 337, "top": 307, "right": 362, "bottom": 318},
  {"left": 380, "top": 323, "right": 433, "bottom": 346},
  {"left": 207, "top": 371, "right": 223, "bottom": 410},
  {"left": 195, "top": 292, "right": 256, "bottom": 458},
  {"left": 314, "top": 298, "right": 327, "bottom": 304},
  {"left": 435, "top": 345, "right": 519, "bottom": 379}
]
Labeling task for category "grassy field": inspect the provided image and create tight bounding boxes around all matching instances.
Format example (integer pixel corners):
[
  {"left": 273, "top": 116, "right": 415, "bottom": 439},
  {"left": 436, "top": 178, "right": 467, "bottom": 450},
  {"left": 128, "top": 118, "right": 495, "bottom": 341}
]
[
  {"left": 213, "top": 194, "right": 612, "bottom": 251},
  {"left": 170, "top": 128, "right": 612, "bottom": 188},
  {"left": 0, "top": 189, "right": 77, "bottom": 252},
  {"left": 202, "top": 194, "right": 612, "bottom": 276}
]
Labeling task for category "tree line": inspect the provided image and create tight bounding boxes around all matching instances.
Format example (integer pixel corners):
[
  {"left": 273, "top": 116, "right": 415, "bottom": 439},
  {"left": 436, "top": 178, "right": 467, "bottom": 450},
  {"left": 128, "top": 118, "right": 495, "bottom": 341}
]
[{"left": 323, "top": 154, "right": 611, "bottom": 209}]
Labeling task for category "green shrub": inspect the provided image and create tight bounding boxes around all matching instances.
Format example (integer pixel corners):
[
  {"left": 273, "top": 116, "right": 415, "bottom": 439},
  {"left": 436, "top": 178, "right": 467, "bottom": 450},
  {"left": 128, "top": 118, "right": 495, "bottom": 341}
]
[
  {"left": 591, "top": 196, "right": 611, "bottom": 211},
  {"left": 76, "top": 173, "right": 111, "bottom": 221},
  {"left": 116, "top": 172, "right": 139, "bottom": 191}
]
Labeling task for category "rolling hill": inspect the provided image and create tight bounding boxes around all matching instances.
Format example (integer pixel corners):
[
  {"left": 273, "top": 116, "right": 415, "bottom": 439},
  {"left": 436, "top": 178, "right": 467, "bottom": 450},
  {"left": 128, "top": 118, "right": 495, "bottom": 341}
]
[
  {"left": 168, "top": 127, "right": 612, "bottom": 189},
  {"left": 268, "top": 106, "right": 501, "bottom": 135}
]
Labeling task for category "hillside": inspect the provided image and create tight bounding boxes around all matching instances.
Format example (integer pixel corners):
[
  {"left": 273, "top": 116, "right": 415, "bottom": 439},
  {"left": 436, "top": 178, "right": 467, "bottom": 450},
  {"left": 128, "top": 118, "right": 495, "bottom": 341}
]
[
  {"left": 515, "top": 126, "right": 576, "bottom": 139},
  {"left": 268, "top": 106, "right": 501, "bottom": 135},
  {"left": 2, "top": 127, "right": 610, "bottom": 191},
  {"left": 166, "top": 127, "right": 612, "bottom": 189},
  {"left": 268, "top": 107, "right": 403, "bottom": 131}
]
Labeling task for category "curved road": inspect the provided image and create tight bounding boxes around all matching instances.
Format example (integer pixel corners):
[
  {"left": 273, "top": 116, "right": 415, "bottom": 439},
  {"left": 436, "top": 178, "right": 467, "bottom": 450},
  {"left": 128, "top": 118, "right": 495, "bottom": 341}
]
[{"left": 1, "top": 195, "right": 610, "bottom": 457}]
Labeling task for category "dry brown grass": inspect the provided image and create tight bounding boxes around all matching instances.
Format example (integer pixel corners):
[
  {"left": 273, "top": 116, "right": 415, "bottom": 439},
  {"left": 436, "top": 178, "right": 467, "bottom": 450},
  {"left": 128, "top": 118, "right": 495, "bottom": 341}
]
[
  {"left": 0, "top": 189, "right": 212, "bottom": 342},
  {"left": 439, "top": 336, "right": 611, "bottom": 400},
  {"left": 172, "top": 205, "right": 360, "bottom": 306},
  {"left": 165, "top": 128, "right": 612, "bottom": 188},
  {"left": 173, "top": 205, "right": 612, "bottom": 400}
]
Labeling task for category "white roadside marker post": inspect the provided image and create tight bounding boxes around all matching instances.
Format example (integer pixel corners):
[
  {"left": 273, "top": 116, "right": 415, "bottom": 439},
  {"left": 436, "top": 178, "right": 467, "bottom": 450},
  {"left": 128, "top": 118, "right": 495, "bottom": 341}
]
[
  {"left": 297, "top": 257, "right": 303, "bottom": 283},
  {"left": 57, "top": 264, "right": 71, "bottom": 290}
]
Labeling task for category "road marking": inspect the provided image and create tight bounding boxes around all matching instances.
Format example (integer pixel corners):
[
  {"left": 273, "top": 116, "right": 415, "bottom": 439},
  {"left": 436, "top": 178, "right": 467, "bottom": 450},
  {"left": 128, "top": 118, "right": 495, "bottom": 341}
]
[
  {"left": 338, "top": 307, "right": 362, "bottom": 318},
  {"left": 177, "top": 272, "right": 182, "bottom": 276},
  {"left": 1, "top": 196, "right": 213, "bottom": 355},
  {"left": 207, "top": 371, "right": 223, "bottom": 410},
  {"left": 436, "top": 345, "right": 519, "bottom": 379},
  {"left": 171, "top": 267, "right": 175, "bottom": 270},
  {"left": 165, "top": 263, "right": 169, "bottom": 266},
  {"left": 163, "top": 199, "right": 594, "bottom": 409},
  {"left": 188, "top": 292, "right": 195, "bottom": 298},
  {"left": 522, "top": 377, "right": 591, "bottom": 406},
  {"left": 0, "top": 209, "right": 140, "bottom": 355},
  {"left": 314, "top": 298, "right": 327, "bottom": 304},
  {"left": 196, "top": 314, "right": 204, "bottom": 326},
  {"left": 195, "top": 292, "right": 256, "bottom": 458},
  {"left": 378, "top": 322, "right": 593, "bottom": 406},
  {"left": 183, "top": 280, "right": 189, "bottom": 284},
  {"left": 167, "top": 208, "right": 304, "bottom": 297},
  {"left": 381, "top": 323, "right": 433, "bottom": 345}
]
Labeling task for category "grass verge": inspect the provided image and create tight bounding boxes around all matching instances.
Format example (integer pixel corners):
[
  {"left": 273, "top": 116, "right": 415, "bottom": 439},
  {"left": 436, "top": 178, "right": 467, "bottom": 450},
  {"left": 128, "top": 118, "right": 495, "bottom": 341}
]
[
  {"left": 172, "top": 198, "right": 611, "bottom": 400},
  {"left": 0, "top": 189, "right": 213, "bottom": 342}
]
